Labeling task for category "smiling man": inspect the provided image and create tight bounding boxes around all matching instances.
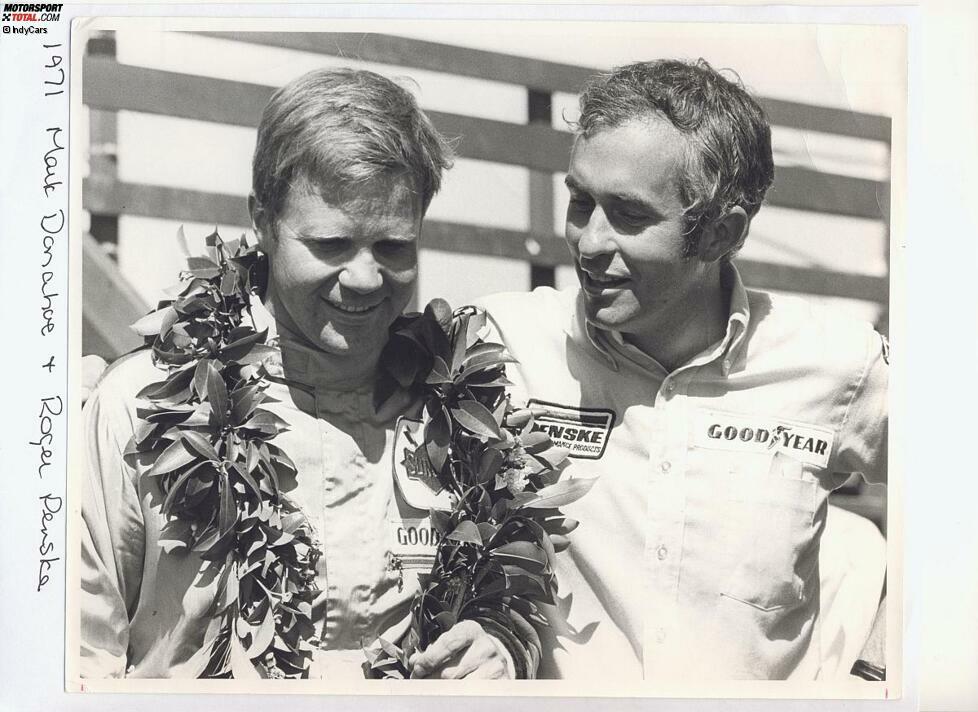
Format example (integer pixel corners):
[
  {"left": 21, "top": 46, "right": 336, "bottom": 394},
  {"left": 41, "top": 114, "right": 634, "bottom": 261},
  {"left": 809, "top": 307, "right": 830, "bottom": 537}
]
[
  {"left": 480, "top": 59, "right": 888, "bottom": 680},
  {"left": 80, "top": 68, "right": 536, "bottom": 680}
]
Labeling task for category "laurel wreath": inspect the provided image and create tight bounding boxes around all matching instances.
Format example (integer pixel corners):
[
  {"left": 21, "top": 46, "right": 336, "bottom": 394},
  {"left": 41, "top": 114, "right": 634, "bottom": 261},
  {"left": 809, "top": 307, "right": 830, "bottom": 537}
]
[
  {"left": 128, "top": 229, "right": 593, "bottom": 680},
  {"left": 364, "top": 302, "right": 595, "bottom": 678}
]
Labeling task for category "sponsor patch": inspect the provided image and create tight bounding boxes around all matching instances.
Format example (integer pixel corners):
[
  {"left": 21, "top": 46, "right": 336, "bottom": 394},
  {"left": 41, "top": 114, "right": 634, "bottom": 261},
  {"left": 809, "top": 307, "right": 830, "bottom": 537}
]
[
  {"left": 526, "top": 399, "right": 616, "bottom": 460},
  {"left": 390, "top": 517, "right": 442, "bottom": 570},
  {"left": 392, "top": 417, "right": 453, "bottom": 511},
  {"left": 691, "top": 409, "right": 835, "bottom": 469}
]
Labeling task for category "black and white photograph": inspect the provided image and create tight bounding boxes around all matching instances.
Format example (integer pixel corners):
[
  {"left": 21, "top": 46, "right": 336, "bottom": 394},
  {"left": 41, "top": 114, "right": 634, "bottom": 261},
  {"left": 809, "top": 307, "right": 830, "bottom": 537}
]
[{"left": 65, "top": 15, "right": 903, "bottom": 697}]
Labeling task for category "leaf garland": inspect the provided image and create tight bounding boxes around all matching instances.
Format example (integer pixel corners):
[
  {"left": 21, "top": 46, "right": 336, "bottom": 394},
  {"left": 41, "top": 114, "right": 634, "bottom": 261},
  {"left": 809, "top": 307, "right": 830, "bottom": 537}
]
[
  {"left": 364, "top": 302, "right": 596, "bottom": 679},
  {"left": 127, "top": 230, "right": 321, "bottom": 679},
  {"left": 128, "top": 229, "right": 595, "bottom": 681}
]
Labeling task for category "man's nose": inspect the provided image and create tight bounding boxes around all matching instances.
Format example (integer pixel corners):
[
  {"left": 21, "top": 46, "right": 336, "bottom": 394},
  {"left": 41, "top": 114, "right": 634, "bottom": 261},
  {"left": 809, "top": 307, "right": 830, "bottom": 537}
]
[
  {"left": 338, "top": 249, "right": 384, "bottom": 293},
  {"left": 575, "top": 206, "right": 615, "bottom": 258}
]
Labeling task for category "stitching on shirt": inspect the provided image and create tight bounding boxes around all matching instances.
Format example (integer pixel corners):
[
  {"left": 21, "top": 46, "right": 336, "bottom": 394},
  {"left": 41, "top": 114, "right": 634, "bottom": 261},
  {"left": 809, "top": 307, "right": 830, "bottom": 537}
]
[{"left": 838, "top": 325, "right": 875, "bottom": 447}]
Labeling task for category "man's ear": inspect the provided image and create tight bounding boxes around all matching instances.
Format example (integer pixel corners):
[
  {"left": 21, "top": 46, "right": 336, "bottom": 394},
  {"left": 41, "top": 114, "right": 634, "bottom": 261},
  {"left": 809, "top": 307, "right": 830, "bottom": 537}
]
[
  {"left": 697, "top": 206, "right": 749, "bottom": 263},
  {"left": 248, "top": 193, "right": 270, "bottom": 250}
]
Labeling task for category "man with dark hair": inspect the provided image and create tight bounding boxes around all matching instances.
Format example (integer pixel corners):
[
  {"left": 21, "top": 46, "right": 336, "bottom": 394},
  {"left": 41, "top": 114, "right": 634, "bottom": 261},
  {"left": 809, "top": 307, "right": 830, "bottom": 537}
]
[
  {"left": 80, "top": 67, "right": 537, "bottom": 679},
  {"left": 480, "top": 59, "right": 888, "bottom": 680}
]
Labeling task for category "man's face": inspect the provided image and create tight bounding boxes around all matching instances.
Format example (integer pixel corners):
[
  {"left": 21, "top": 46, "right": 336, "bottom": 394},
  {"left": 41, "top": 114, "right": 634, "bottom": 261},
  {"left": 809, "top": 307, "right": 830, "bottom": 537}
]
[
  {"left": 565, "top": 118, "right": 711, "bottom": 338},
  {"left": 261, "top": 175, "right": 421, "bottom": 360}
]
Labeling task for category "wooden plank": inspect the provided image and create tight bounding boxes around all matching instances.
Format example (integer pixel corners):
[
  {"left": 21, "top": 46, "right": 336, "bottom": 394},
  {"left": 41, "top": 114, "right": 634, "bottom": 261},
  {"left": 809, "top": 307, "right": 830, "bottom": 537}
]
[
  {"left": 82, "top": 58, "right": 886, "bottom": 219},
  {"left": 769, "top": 166, "right": 888, "bottom": 221},
  {"left": 83, "top": 56, "right": 271, "bottom": 128},
  {"left": 83, "top": 176, "right": 251, "bottom": 227},
  {"left": 761, "top": 97, "right": 890, "bottom": 144},
  {"left": 188, "top": 31, "right": 595, "bottom": 95},
  {"left": 82, "top": 57, "right": 572, "bottom": 172},
  {"left": 427, "top": 109, "right": 572, "bottom": 173},
  {"left": 185, "top": 31, "right": 892, "bottom": 143},
  {"left": 735, "top": 259, "right": 888, "bottom": 304},
  {"left": 422, "top": 220, "right": 571, "bottom": 267},
  {"left": 82, "top": 233, "right": 149, "bottom": 359},
  {"left": 83, "top": 179, "right": 888, "bottom": 303}
]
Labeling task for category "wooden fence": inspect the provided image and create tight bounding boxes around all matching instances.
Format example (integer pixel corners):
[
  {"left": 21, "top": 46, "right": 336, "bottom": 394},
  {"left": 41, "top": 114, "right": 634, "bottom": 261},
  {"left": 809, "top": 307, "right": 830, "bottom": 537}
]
[
  {"left": 82, "top": 30, "right": 891, "bottom": 356},
  {"left": 80, "top": 30, "right": 889, "bottom": 528}
]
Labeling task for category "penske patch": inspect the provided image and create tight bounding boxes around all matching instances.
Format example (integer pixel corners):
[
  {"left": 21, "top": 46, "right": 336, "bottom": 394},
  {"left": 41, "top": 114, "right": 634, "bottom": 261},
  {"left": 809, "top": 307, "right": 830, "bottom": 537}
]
[
  {"left": 691, "top": 409, "right": 835, "bottom": 469},
  {"left": 392, "top": 417, "right": 453, "bottom": 511},
  {"left": 527, "top": 399, "right": 616, "bottom": 460}
]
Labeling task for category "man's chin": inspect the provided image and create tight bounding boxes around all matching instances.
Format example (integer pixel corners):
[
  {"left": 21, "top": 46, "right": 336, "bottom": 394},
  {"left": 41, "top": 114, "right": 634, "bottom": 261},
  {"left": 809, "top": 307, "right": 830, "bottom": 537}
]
[
  {"left": 315, "top": 328, "right": 385, "bottom": 360},
  {"left": 584, "top": 304, "right": 637, "bottom": 333}
]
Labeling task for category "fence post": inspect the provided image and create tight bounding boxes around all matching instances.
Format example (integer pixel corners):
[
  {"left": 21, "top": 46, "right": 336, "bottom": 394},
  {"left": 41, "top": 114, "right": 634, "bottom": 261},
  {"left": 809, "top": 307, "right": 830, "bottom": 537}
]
[
  {"left": 527, "top": 88, "right": 557, "bottom": 289},
  {"left": 87, "top": 30, "right": 119, "bottom": 258}
]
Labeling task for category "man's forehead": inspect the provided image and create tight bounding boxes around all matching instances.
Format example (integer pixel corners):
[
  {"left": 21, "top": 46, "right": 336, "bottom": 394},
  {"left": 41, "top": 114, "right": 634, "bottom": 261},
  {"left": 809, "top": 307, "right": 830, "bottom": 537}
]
[
  {"left": 288, "top": 172, "right": 422, "bottom": 215},
  {"left": 569, "top": 118, "right": 686, "bottom": 198}
]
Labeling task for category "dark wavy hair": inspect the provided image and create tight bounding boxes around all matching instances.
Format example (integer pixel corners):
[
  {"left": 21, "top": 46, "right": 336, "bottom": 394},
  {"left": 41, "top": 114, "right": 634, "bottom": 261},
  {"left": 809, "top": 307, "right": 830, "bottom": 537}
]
[
  {"left": 576, "top": 59, "right": 775, "bottom": 256},
  {"left": 252, "top": 68, "right": 454, "bottom": 229}
]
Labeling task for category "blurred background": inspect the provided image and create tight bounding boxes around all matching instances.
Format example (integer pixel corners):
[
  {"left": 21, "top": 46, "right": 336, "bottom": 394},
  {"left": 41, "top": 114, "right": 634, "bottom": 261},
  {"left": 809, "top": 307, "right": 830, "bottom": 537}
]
[{"left": 79, "top": 23, "right": 899, "bottom": 529}]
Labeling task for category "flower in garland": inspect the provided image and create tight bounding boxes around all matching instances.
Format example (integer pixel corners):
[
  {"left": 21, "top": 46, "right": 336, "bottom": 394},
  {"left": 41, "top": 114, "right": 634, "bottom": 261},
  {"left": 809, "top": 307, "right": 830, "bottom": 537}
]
[
  {"left": 126, "top": 229, "right": 322, "bottom": 679},
  {"left": 364, "top": 302, "right": 597, "bottom": 678}
]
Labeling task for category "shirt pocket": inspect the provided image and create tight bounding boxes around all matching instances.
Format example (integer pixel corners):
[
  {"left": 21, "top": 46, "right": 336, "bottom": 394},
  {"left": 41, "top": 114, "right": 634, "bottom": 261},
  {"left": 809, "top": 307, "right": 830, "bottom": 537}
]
[{"left": 719, "top": 452, "right": 818, "bottom": 613}]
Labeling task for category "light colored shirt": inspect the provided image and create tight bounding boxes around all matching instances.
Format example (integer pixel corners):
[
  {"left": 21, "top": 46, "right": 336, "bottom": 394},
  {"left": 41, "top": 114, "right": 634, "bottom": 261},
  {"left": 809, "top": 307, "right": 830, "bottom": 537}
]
[
  {"left": 477, "top": 264, "right": 887, "bottom": 681},
  {"left": 80, "top": 338, "right": 439, "bottom": 679}
]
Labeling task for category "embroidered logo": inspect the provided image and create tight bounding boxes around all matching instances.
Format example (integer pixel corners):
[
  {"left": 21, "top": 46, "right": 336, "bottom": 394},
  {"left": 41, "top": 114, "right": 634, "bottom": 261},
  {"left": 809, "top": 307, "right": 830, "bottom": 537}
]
[
  {"left": 527, "top": 399, "right": 616, "bottom": 460},
  {"left": 392, "top": 417, "right": 453, "bottom": 510},
  {"left": 692, "top": 409, "right": 834, "bottom": 469}
]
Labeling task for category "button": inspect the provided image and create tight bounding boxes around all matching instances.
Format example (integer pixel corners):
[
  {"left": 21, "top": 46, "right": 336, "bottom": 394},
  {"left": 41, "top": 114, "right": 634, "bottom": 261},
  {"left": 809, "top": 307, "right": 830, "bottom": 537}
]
[
  {"left": 656, "top": 545, "right": 668, "bottom": 561},
  {"left": 655, "top": 627, "right": 667, "bottom": 644},
  {"left": 659, "top": 460, "right": 672, "bottom": 473},
  {"left": 721, "top": 358, "right": 731, "bottom": 373}
]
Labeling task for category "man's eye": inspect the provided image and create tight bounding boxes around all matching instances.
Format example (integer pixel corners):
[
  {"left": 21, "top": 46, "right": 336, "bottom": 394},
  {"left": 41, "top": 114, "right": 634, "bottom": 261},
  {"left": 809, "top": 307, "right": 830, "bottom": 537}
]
[
  {"left": 375, "top": 240, "right": 415, "bottom": 258},
  {"left": 614, "top": 209, "right": 649, "bottom": 226},
  {"left": 312, "top": 238, "right": 349, "bottom": 254},
  {"left": 568, "top": 196, "right": 594, "bottom": 212}
]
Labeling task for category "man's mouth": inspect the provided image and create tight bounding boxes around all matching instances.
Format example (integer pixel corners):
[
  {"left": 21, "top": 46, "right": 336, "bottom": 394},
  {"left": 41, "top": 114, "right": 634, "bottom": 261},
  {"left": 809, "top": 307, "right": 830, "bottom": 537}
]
[
  {"left": 581, "top": 269, "right": 630, "bottom": 290},
  {"left": 323, "top": 298, "right": 383, "bottom": 315}
]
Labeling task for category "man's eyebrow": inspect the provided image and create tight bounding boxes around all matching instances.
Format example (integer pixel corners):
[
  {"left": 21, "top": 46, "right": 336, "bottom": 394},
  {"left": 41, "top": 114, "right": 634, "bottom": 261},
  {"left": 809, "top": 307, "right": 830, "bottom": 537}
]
[
  {"left": 564, "top": 175, "right": 584, "bottom": 192},
  {"left": 610, "top": 192, "right": 658, "bottom": 209}
]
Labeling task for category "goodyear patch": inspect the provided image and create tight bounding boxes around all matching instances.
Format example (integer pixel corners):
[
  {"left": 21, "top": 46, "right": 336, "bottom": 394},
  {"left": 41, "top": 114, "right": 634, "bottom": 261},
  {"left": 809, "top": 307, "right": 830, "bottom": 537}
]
[
  {"left": 392, "top": 416, "right": 453, "bottom": 511},
  {"left": 691, "top": 408, "right": 835, "bottom": 469},
  {"left": 527, "top": 399, "right": 616, "bottom": 460},
  {"left": 390, "top": 517, "right": 442, "bottom": 571}
]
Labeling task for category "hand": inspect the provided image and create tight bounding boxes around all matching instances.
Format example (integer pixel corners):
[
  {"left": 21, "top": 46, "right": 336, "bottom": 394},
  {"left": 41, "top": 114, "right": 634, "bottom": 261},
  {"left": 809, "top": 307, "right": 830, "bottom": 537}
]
[{"left": 409, "top": 620, "right": 514, "bottom": 679}]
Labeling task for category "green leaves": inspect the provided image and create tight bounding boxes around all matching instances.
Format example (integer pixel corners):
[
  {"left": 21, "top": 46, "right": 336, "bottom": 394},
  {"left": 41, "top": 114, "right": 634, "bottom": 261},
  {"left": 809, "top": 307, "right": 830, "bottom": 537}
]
[
  {"left": 127, "top": 229, "right": 320, "bottom": 679},
  {"left": 146, "top": 437, "right": 198, "bottom": 477},
  {"left": 445, "top": 520, "right": 482, "bottom": 546},
  {"left": 366, "top": 301, "right": 599, "bottom": 678},
  {"left": 491, "top": 540, "right": 548, "bottom": 574},
  {"left": 521, "top": 477, "right": 598, "bottom": 509},
  {"left": 450, "top": 400, "right": 501, "bottom": 440},
  {"left": 424, "top": 409, "right": 451, "bottom": 474}
]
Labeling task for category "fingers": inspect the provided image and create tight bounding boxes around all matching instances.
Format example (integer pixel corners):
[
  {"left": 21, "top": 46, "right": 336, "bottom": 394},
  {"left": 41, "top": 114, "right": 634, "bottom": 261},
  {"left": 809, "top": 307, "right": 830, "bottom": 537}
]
[
  {"left": 410, "top": 620, "right": 481, "bottom": 678},
  {"left": 410, "top": 620, "right": 513, "bottom": 679},
  {"left": 440, "top": 644, "right": 509, "bottom": 679}
]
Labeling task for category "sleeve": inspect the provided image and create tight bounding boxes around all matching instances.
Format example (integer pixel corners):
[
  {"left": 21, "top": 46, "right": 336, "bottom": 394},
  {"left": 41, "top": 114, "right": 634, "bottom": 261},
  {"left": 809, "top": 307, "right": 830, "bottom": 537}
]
[
  {"left": 79, "top": 368, "right": 147, "bottom": 678},
  {"left": 834, "top": 326, "right": 888, "bottom": 485}
]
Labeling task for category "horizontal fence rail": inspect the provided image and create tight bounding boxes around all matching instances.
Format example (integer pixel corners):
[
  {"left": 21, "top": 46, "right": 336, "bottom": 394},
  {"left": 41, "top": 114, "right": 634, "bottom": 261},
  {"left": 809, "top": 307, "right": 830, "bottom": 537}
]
[
  {"left": 82, "top": 57, "right": 889, "bottom": 221},
  {"left": 83, "top": 177, "right": 888, "bottom": 303},
  {"left": 82, "top": 31, "right": 888, "bottom": 524},
  {"left": 187, "top": 31, "right": 893, "bottom": 144}
]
